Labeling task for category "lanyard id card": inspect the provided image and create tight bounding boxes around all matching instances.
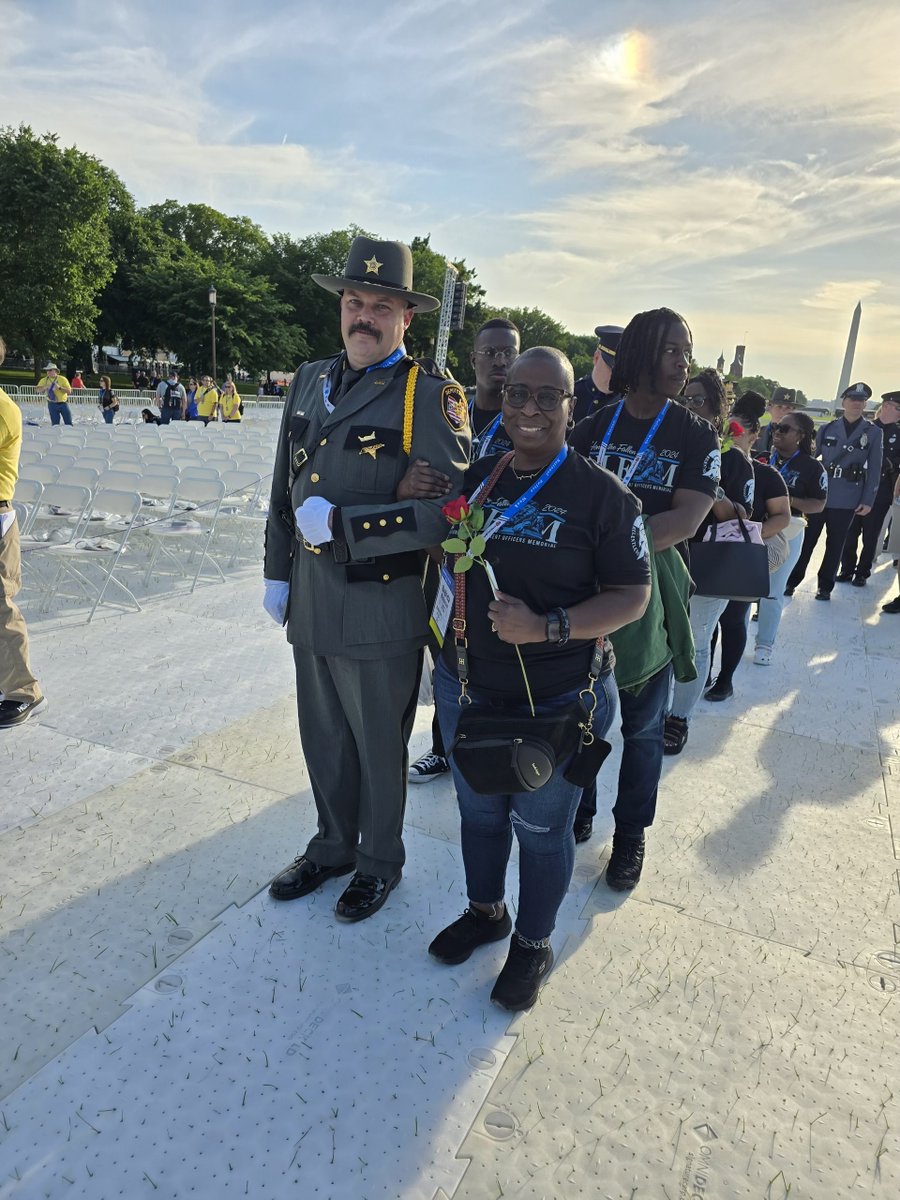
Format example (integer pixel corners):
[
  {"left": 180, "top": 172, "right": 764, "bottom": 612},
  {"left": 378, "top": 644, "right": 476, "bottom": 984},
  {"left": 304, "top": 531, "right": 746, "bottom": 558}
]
[{"left": 429, "top": 565, "right": 455, "bottom": 647}]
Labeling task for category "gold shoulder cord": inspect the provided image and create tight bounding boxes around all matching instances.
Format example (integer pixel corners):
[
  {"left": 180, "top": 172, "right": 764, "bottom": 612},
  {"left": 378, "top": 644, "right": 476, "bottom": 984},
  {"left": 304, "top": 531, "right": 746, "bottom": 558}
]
[{"left": 403, "top": 364, "right": 418, "bottom": 456}]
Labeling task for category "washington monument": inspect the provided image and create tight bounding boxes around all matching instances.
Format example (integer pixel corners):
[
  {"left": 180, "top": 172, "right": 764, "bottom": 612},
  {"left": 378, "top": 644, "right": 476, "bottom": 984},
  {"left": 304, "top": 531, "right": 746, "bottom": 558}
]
[{"left": 836, "top": 301, "right": 862, "bottom": 400}]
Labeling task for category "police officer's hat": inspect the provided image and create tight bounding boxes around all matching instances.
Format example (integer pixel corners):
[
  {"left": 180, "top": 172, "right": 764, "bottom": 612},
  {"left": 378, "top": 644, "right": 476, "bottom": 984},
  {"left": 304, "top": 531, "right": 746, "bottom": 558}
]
[
  {"left": 593, "top": 325, "right": 623, "bottom": 369},
  {"left": 770, "top": 387, "right": 796, "bottom": 407},
  {"left": 312, "top": 236, "right": 440, "bottom": 312},
  {"left": 881, "top": 391, "right": 900, "bottom": 406},
  {"left": 841, "top": 381, "right": 872, "bottom": 401}
]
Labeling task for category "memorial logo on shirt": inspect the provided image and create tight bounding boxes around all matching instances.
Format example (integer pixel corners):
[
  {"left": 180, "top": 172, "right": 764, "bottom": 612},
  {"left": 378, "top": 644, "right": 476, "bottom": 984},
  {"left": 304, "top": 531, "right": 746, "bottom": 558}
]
[
  {"left": 743, "top": 478, "right": 755, "bottom": 507},
  {"left": 819, "top": 468, "right": 828, "bottom": 492},
  {"left": 484, "top": 498, "right": 566, "bottom": 546},
  {"left": 702, "top": 449, "right": 721, "bottom": 481},
  {"left": 595, "top": 443, "right": 680, "bottom": 491},
  {"left": 630, "top": 517, "right": 649, "bottom": 562}
]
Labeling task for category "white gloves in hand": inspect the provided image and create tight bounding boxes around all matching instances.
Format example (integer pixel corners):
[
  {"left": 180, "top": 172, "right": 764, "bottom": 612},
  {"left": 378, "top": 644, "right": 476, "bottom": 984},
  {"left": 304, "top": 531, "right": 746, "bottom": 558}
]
[
  {"left": 294, "top": 495, "right": 335, "bottom": 546},
  {"left": 263, "top": 579, "right": 290, "bottom": 625}
]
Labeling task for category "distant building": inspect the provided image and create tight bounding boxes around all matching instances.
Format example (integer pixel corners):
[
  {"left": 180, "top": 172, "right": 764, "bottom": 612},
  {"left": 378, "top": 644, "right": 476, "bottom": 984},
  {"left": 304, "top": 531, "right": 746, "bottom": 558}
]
[
  {"left": 716, "top": 351, "right": 725, "bottom": 373},
  {"left": 729, "top": 345, "right": 745, "bottom": 378}
]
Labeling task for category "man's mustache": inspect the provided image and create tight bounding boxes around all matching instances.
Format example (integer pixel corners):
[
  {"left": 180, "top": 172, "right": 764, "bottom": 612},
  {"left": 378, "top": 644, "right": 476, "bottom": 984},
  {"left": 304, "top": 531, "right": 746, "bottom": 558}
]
[{"left": 349, "top": 323, "right": 381, "bottom": 340}]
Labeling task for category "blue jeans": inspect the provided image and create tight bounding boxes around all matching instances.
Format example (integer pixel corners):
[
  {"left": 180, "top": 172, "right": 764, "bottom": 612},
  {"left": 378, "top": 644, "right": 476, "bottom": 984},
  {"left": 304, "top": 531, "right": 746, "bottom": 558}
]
[
  {"left": 576, "top": 661, "right": 674, "bottom": 836},
  {"left": 756, "top": 533, "right": 803, "bottom": 650},
  {"left": 434, "top": 658, "right": 616, "bottom": 941},
  {"left": 159, "top": 408, "right": 182, "bottom": 425},
  {"left": 670, "top": 594, "right": 729, "bottom": 722},
  {"left": 48, "top": 401, "right": 73, "bottom": 426},
  {"left": 101, "top": 408, "right": 115, "bottom": 424}
]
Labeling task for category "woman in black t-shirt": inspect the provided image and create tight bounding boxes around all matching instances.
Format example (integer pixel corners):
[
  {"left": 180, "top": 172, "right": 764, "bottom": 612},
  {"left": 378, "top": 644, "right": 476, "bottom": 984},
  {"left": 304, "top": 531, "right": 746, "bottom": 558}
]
[
  {"left": 665, "top": 372, "right": 755, "bottom": 752},
  {"left": 755, "top": 410, "right": 827, "bottom": 662},
  {"left": 429, "top": 347, "right": 650, "bottom": 1012}
]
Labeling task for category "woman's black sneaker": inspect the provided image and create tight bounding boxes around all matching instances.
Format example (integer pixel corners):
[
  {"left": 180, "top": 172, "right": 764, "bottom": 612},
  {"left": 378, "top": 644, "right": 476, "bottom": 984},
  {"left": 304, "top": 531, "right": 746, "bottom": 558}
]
[
  {"left": 428, "top": 905, "right": 511, "bottom": 964},
  {"left": 605, "top": 832, "right": 645, "bottom": 890},
  {"left": 490, "top": 935, "right": 554, "bottom": 1011},
  {"left": 408, "top": 752, "right": 450, "bottom": 782}
]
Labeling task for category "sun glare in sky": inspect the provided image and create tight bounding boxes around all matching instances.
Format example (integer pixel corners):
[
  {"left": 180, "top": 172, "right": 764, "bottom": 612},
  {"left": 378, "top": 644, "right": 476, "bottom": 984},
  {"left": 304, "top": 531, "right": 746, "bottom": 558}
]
[{"left": 597, "top": 31, "right": 647, "bottom": 82}]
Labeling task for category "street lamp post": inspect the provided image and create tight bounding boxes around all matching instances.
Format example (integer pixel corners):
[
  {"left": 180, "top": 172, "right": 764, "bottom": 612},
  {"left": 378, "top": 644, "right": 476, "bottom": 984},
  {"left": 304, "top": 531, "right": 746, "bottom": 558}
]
[{"left": 208, "top": 283, "right": 217, "bottom": 383}]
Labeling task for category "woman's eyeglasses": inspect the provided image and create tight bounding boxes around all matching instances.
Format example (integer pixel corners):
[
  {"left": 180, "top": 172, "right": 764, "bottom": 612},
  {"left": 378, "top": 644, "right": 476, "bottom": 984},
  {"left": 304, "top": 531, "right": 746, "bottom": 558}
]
[
  {"left": 770, "top": 422, "right": 796, "bottom": 434},
  {"left": 503, "top": 385, "right": 571, "bottom": 412},
  {"left": 682, "top": 393, "right": 707, "bottom": 410}
]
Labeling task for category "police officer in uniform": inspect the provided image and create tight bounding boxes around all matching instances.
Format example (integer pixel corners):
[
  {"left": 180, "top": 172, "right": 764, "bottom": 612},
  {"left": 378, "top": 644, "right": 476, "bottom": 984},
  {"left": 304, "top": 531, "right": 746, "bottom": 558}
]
[
  {"left": 263, "top": 237, "right": 470, "bottom": 921},
  {"left": 838, "top": 391, "right": 900, "bottom": 586},
  {"left": 752, "top": 387, "right": 796, "bottom": 457},
  {"left": 786, "top": 382, "right": 883, "bottom": 600},
  {"left": 572, "top": 325, "right": 623, "bottom": 425}
]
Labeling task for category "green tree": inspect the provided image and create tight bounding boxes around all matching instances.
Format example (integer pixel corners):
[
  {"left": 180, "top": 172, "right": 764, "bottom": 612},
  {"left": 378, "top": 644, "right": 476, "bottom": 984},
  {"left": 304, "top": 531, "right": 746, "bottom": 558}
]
[{"left": 0, "top": 125, "right": 125, "bottom": 379}]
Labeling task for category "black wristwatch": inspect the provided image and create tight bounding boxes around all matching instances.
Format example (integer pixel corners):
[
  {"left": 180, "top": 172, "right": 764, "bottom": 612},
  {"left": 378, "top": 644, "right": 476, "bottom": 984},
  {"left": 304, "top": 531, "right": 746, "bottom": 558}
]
[{"left": 545, "top": 611, "right": 561, "bottom": 643}]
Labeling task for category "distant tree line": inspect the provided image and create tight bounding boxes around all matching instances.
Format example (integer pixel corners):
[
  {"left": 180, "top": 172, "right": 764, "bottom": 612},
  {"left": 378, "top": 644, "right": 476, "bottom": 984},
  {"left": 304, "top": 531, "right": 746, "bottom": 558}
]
[{"left": 0, "top": 124, "right": 805, "bottom": 400}]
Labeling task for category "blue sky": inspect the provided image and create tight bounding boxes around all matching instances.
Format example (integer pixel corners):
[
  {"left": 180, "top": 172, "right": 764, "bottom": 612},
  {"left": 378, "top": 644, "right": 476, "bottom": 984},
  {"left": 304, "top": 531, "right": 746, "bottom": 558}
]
[{"left": 4, "top": 0, "right": 899, "bottom": 398}]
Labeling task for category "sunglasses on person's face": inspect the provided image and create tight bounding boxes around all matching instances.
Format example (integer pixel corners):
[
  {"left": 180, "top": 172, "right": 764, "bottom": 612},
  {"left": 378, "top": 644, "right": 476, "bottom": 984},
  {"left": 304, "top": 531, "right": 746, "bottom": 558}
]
[
  {"left": 770, "top": 422, "right": 797, "bottom": 434},
  {"left": 503, "top": 384, "right": 571, "bottom": 411}
]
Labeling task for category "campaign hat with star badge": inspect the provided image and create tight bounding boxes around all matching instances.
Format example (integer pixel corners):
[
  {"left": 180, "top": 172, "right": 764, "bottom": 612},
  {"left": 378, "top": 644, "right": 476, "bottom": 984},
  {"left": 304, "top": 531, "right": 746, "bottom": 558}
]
[
  {"left": 311, "top": 236, "right": 440, "bottom": 312},
  {"left": 841, "top": 381, "right": 872, "bottom": 401}
]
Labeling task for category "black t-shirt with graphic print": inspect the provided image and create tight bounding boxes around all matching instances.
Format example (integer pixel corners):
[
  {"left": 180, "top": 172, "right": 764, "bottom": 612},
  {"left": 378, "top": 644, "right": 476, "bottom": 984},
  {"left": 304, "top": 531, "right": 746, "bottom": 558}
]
[
  {"left": 750, "top": 460, "right": 789, "bottom": 523},
  {"left": 470, "top": 402, "right": 513, "bottom": 459},
  {"left": 768, "top": 450, "right": 828, "bottom": 515},
  {"left": 569, "top": 399, "right": 720, "bottom": 517},
  {"left": 695, "top": 447, "right": 755, "bottom": 541},
  {"left": 441, "top": 449, "right": 650, "bottom": 701}
]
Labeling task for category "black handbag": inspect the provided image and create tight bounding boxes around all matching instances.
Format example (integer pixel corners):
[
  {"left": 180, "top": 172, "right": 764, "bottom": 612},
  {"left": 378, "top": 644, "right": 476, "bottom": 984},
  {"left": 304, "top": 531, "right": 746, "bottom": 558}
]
[
  {"left": 689, "top": 517, "right": 771, "bottom": 602},
  {"left": 448, "top": 453, "right": 612, "bottom": 795}
]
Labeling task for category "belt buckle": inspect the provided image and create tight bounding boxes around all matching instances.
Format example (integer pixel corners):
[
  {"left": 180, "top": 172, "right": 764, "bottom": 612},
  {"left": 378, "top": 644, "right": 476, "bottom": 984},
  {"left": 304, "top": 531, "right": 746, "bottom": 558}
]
[
  {"left": 832, "top": 466, "right": 842, "bottom": 479},
  {"left": 302, "top": 538, "right": 322, "bottom": 556},
  {"left": 292, "top": 448, "right": 309, "bottom": 471}
]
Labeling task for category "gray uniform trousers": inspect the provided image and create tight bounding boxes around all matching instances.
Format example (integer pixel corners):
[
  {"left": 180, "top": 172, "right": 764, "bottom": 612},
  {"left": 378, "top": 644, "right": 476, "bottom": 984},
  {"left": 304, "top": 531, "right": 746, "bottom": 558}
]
[{"left": 295, "top": 646, "right": 423, "bottom": 878}]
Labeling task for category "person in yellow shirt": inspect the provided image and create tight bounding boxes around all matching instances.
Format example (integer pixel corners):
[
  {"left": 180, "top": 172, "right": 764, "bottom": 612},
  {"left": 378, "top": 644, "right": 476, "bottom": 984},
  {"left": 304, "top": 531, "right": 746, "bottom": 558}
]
[
  {"left": 36, "top": 362, "right": 74, "bottom": 426},
  {"left": 0, "top": 338, "right": 47, "bottom": 727},
  {"left": 195, "top": 376, "right": 220, "bottom": 425},
  {"left": 220, "top": 379, "right": 242, "bottom": 422}
]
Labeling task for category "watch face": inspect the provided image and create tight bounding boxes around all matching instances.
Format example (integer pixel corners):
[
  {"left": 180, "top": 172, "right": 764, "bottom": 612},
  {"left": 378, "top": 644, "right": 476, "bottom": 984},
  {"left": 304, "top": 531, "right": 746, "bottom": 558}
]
[{"left": 715, "top": 486, "right": 726, "bottom": 501}]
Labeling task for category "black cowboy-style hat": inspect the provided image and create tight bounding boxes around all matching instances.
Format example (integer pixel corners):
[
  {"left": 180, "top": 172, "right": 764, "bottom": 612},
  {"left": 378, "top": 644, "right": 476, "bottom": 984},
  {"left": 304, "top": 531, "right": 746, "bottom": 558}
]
[
  {"left": 770, "top": 387, "right": 796, "bottom": 407},
  {"left": 311, "top": 236, "right": 440, "bottom": 313}
]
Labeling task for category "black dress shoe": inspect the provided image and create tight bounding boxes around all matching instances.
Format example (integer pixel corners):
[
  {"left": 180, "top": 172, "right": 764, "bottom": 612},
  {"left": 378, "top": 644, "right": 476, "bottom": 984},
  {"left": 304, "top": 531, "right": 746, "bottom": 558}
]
[
  {"left": 882, "top": 596, "right": 900, "bottom": 614},
  {"left": 269, "top": 857, "right": 355, "bottom": 901},
  {"left": 573, "top": 818, "right": 593, "bottom": 844},
  {"left": 335, "top": 872, "right": 401, "bottom": 922},
  {"left": 815, "top": 589, "right": 831, "bottom": 601},
  {"left": 835, "top": 572, "right": 854, "bottom": 583},
  {"left": 704, "top": 679, "right": 734, "bottom": 702},
  {"left": 851, "top": 576, "right": 867, "bottom": 588}
]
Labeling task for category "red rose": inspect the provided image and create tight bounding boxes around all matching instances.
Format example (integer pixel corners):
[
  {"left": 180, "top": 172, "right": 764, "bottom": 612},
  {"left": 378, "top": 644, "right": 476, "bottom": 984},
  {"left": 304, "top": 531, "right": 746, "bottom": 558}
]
[
  {"left": 728, "top": 420, "right": 745, "bottom": 438},
  {"left": 442, "top": 496, "right": 470, "bottom": 523}
]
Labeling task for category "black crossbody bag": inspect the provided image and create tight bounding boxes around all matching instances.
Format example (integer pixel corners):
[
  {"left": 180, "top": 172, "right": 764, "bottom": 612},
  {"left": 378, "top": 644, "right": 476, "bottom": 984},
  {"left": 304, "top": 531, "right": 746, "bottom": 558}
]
[{"left": 449, "top": 453, "right": 611, "bottom": 795}]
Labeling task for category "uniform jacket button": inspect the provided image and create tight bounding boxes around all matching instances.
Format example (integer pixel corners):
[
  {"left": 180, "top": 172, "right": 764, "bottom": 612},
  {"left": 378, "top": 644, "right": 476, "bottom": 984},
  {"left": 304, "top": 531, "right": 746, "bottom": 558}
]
[{"left": 310, "top": 472, "right": 320, "bottom": 483}]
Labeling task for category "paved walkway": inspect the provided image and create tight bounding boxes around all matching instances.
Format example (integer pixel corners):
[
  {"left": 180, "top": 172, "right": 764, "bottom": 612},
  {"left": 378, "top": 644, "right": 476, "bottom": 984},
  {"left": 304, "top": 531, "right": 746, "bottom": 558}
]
[{"left": 0, "top": 551, "right": 898, "bottom": 1198}]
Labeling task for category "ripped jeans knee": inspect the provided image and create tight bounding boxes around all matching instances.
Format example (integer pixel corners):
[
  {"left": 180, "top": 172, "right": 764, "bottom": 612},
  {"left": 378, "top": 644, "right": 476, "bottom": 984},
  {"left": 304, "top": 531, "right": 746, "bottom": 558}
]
[{"left": 510, "top": 808, "right": 550, "bottom": 835}]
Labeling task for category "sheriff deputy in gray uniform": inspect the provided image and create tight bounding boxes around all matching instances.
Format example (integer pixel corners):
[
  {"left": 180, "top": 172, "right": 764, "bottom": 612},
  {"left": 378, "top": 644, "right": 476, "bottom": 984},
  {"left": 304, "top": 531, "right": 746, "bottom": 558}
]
[
  {"left": 786, "top": 381, "right": 883, "bottom": 600},
  {"left": 263, "top": 237, "right": 470, "bottom": 922}
]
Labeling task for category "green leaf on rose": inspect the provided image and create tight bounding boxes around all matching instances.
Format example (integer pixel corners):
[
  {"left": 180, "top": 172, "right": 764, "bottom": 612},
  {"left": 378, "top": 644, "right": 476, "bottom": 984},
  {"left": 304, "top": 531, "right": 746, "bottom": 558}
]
[
  {"left": 470, "top": 507, "right": 485, "bottom": 531},
  {"left": 453, "top": 555, "right": 474, "bottom": 573},
  {"left": 441, "top": 537, "right": 468, "bottom": 553},
  {"left": 469, "top": 534, "right": 486, "bottom": 556}
]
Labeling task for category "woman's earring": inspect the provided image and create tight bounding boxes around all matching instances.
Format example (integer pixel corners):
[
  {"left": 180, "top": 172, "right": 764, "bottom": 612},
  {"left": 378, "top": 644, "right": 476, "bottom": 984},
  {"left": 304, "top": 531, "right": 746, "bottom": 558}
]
[{"left": 566, "top": 415, "right": 576, "bottom": 430}]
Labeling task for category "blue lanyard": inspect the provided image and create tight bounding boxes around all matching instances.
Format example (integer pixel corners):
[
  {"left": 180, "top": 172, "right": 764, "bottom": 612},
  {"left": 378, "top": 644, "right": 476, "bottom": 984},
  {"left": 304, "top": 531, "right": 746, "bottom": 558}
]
[
  {"left": 471, "top": 446, "right": 569, "bottom": 542},
  {"left": 473, "top": 409, "right": 503, "bottom": 459},
  {"left": 596, "top": 399, "right": 670, "bottom": 486},
  {"left": 322, "top": 344, "right": 407, "bottom": 408},
  {"left": 769, "top": 449, "right": 799, "bottom": 482}
]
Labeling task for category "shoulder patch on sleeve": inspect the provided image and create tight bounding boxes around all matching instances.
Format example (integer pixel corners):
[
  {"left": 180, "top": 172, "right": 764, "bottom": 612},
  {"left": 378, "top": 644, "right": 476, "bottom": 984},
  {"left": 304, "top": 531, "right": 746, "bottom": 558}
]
[{"left": 441, "top": 383, "right": 470, "bottom": 432}]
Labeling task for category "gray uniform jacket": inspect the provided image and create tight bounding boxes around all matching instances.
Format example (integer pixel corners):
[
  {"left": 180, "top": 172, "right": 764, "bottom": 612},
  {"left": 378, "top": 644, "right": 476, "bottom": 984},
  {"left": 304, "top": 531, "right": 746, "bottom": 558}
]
[
  {"left": 265, "top": 353, "right": 470, "bottom": 659},
  {"left": 816, "top": 416, "right": 883, "bottom": 510}
]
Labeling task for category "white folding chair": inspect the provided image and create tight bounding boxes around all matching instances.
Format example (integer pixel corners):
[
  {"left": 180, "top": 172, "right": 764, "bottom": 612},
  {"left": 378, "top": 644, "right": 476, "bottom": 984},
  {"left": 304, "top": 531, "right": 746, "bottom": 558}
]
[
  {"left": 12, "top": 478, "right": 43, "bottom": 536},
  {"left": 19, "top": 449, "right": 43, "bottom": 468},
  {"left": 43, "top": 454, "right": 78, "bottom": 474},
  {"left": 143, "top": 475, "right": 226, "bottom": 591},
  {"left": 139, "top": 469, "right": 179, "bottom": 518},
  {"left": 217, "top": 470, "right": 264, "bottom": 566},
  {"left": 58, "top": 466, "right": 101, "bottom": 494},
  {"left": 99, "top": 469, "right": 143, "bottom": 491},
  {"left": 20, "top": 464, "right": 60, "bottom": 487},
  {"left": 44, "top": 488, "right": 144, "bottom": 621}
]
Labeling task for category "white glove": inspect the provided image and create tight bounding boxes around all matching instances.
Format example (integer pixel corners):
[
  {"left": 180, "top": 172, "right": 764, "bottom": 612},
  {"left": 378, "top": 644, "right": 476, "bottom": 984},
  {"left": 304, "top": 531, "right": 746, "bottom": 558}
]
[
  {"left": 294, "top": 495, "right": 335, "bottom": 546},
  {"left": 263, "top": 579, "right": 290, "bottom": 625}
]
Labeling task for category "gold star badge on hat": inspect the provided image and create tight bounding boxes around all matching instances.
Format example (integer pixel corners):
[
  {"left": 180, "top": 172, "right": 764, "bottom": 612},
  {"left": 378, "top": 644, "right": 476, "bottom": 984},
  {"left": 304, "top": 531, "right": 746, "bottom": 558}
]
[{"left": 364, "top": 256, "right": 383, "bottom": 276}]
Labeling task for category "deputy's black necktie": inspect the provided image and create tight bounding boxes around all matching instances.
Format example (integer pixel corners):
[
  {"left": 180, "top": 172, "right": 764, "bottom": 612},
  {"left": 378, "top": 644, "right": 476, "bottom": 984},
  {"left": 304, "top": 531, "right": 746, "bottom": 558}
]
[{"left": 333, "top": 366, "right": 364, "bottom": 404}]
